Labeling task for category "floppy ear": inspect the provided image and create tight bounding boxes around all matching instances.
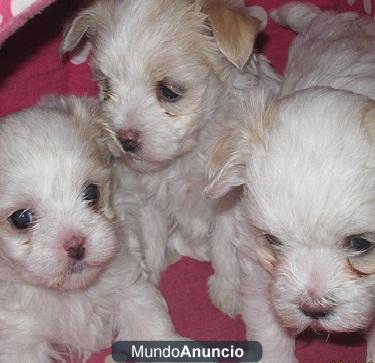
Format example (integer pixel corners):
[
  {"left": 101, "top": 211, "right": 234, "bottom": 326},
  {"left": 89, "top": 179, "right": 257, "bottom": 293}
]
[
  {"left": 40, "top": 95, "right": 123, "bottom": 161},
  {"left": 201, "top": 0, "right": 260, "bottom": 70},
  {"left": 206, "top": 95, "right": 276, "bottom": 199},
  {"left": 347, "top": 103, "right": 375, "bottom": 275},
  {"left": 60, "top": 0, "right": 113, "bottom": 54},
  {"left": 60, "top": 11, "right": 93, "bottom": 54},
  {"left": 205, "top": 121, "right": 248, "bottom": 199}
]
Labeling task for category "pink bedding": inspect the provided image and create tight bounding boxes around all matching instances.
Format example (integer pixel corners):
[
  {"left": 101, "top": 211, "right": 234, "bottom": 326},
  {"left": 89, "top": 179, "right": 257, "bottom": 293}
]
[
  {"left": 0, "top": 0, "right": 55, "bottom": 44},
  {"left": 0, "top": 1, "right": 373, "bottom": 362}
]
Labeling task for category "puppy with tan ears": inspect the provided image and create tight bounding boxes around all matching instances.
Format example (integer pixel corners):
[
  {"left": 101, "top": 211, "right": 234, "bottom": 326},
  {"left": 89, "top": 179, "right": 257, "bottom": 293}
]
[
  {"left": 207, "top": 3, "right": 375, "bottom": 362},
  {"left": 0, "top": 96, "right": 180, "bottom": 362},
  {"left": 61, "top": 0, "right": 280, "bottom": 317}
]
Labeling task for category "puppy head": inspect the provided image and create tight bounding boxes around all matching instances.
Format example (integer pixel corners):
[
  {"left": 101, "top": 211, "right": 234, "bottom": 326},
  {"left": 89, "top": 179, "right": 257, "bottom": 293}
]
[
  {"left": 208, "top": 88, "right": 375, "bottom": 333},
  {"left": 61, "top": 0, "right": 260, "bottom": 172},
  {"left": 0, "top": 96, "right": 120, "bottom": 291}
]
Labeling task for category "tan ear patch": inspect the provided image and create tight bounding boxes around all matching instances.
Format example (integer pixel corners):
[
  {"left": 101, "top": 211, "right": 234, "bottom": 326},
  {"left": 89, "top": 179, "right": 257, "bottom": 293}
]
[
  {"left": 60, "top": 0, "right": 115, "bottom": 55},
  {"left": 206, "top": 97, "right": 274, "bottom": 199},
  {"left": 205, "top": 122, "right": 247, "bottom": 199},
  {"left": 60, "top": 12, "right": 94, "bottom": 54},
  {"left": 203, "top": 4, "right": 260, "bottom": 70},
  {"left": 210, "top": 126, "right": 239, "bottom": 175}
]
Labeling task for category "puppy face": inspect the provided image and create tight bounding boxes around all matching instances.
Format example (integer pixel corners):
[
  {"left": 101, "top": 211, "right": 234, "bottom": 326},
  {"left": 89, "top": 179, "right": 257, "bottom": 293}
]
[
  {"left": 0, "top": 97, "right": 119, "bottom": 291},
  {"left": 61, "top": 0, "right": 259, "bottom": 172},
  {"left": 209, "top": 88, "right": 375, "bottom": 333}
]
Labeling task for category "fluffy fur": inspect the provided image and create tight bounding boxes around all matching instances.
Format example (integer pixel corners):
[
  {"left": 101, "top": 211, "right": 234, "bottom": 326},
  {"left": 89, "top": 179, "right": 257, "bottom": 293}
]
[
  {"left": 0, "top": 96, "right": 179, "bottom": 362},
  {"left": 207, "top": 3, "right": 375, "bottom": 362},
  {"left": 61, "top": 0, "right": 280, "bottom": 317}
]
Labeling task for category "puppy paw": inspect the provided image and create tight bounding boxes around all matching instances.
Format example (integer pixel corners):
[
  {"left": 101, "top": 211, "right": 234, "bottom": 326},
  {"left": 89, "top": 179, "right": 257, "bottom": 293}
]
[
  {"left": 166, "top": 246, "right": 182, "bottom": 265},
  {"left": 271, "top": 2, "right": 320, "bottom": 33},
  {"left": 244, "top": 6, "right": 268, "bottom": 30},
  {"left": 367, "top": 349, "right": 375, "bottom": 362},
  {"left": 208, "top": 275, "right": 241, "bottom": 318}
]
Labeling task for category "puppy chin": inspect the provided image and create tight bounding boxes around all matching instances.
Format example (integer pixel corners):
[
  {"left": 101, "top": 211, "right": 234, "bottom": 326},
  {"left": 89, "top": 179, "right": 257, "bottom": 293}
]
[
  {"left": 277, "top": 308, "right": 371, "bottom": 334},
  {"left": 315, "top": 316, "right": 369, "bottom": 333},
  {"left": 272, "top": 289, "right": 374, "bottom": 334},
  {"left": 121, "top": 154, "right": 170, "bottom": 173},
  {"left": 272, "top": 303, "right": 324, "bottom": 334},
  {"left": 52, "top": 265, "right": 105, "bottom": 291},
  {"left": 18, "top": 260, "right": 110, "bottom": 291}
]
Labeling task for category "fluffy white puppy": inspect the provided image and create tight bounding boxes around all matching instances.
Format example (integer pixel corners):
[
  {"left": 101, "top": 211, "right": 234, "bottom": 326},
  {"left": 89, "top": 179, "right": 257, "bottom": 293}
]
[
  {"left": 207, "top": 3, "right": 375, "bottom": 362},
  {"left": 0, "top": 96, "right": 180, "bottom": 363},
  {"left": 61, "top": 0, "right": 280, "bottom": 317}
]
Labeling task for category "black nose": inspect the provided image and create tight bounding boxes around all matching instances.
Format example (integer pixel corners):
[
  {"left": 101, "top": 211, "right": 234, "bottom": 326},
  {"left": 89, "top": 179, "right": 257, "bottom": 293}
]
[
  {"left": 300, "top": 307, "right": 331, "bottom": 319},
  {"left": 67, "top": 245, "right": 85, "bottom": 261},
  {"left": 121, "top": 139, "right": 140, "bottom": 153}
]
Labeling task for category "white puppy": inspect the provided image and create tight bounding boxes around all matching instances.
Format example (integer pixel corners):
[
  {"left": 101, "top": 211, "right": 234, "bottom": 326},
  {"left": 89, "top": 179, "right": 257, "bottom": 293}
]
[
  {"left": 0, "top": 96, "right": 180, "bottom": 363},
  {"left": 61, "top": 0, "right": 280, "bottom": 317},
  {"left": 207, "top": 3, "right": 375, "bottom": 362}
]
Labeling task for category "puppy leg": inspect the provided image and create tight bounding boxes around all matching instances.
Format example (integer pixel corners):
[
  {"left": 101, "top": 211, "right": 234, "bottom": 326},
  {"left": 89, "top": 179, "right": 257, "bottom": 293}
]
[
  {"left": 208, "top": 211, "right": 241, "bottom": 318},
  {"left": 114, "top": 277, "right": 181, "bottom": 341},
  {"left": 168, "top": 227, "right": 209, "bottom": 263},
  {"left": 139, "top": 204, "right": 171, "bottom": 284},
  {"left": 241, "top": 261, "right": 297, "bottom": 363},
  {"left": 109, "top": 281, "right": 183, "bottom": 363},
  {"left": 120, "top": 200, "right": 170, "bottom": 284},
  {"left": 367, "top": 326, "right": 375, "bottom": 361},
  {"left": 271, "top": 2, "right": 320, "bottom": 33}
]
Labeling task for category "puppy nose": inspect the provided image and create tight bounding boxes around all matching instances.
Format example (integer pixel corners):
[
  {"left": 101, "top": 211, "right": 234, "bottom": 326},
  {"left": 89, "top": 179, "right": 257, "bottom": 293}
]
[
  {"left": 64, "top": 235, "right": 86, "bottom": 261},
  {"left": 119, "top": 129, "right": 141, "bottom": 153},
  {"left": 300, "top": 303, "right": 332, "bottom": 319}
]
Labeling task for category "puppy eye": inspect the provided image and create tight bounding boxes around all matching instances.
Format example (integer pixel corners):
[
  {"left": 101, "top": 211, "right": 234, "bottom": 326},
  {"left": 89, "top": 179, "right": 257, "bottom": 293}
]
[
  {"left": 9, "top": 209, "right": 34, "bottom": 230},
  {"left": 82, "top": 184, "right": 99, "bottom": 207},
  {"left": 348, "top": 236, "right": 374, "bottom": 253},
  {"left": 265, "top": 234, "right": 283, "bottom": 247},
  {"left": 157, "top": 82, "right": 183, "bottom": 103}
]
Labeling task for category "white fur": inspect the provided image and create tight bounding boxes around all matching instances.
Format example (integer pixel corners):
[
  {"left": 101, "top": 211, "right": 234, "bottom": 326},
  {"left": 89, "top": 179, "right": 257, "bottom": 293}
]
[
  {"left": 0, "top": 97, "right": 179, "bottom": 362},
  {"left": 61, "top": 0, "right": 280, "bottom": 317},
  {"left": 207, "top": 3, "right": 375, "bottom": 362}
]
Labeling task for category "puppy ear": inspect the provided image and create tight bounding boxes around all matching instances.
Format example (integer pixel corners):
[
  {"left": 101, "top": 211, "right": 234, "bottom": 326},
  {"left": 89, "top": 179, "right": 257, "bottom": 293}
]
[
  {"left": 347, "top": 104, "right": 375, "bottom": 275},
  {"left": 206, "top": 96, "right": 275, "bottom": 199},
  {"left": 60, "top": 0, "right": 112, "bottom": 54},
  {"left": 201, "top": 1, "right": 260, "bottom": 70},
  {"left": 205, "top": 120, "right": 248, "bottom": 199},
  {"left": 40, "top": 95, "right": 123, "bottom": 161},
  {"left": 61, "top": 12, "right": 92, "bottom": 54}
]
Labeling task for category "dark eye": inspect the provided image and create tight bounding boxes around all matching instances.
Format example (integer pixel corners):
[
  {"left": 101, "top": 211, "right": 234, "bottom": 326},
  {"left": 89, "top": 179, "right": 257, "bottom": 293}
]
[
  {"left": 82, "top": 184, "right": 99, "bottom": 207},
  {"left": 157, "top": 82, "right": 183, "bottom": 102},
  {"left": 9, "top": 209, "right": 34, "bottom": 230},
  {"left": 265, "top": 234, "right": 283, "bottom": 247},
  {"left": 349, "top": 236, "right": 373, "bottom": 252}
]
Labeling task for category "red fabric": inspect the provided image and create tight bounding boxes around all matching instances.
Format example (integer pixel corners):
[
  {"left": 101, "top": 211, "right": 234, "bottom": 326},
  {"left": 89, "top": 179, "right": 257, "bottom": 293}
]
[{"left": 0, "top": 1, "right": 371, "bottom": 362}]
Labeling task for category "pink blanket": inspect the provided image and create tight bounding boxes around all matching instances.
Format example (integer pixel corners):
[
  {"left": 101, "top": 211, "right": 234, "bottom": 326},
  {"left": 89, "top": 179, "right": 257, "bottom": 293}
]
[
  {"left": 0, "top": 0, "right": 374, "bottom": 362},
  {"left": 0, "top": 0, "right": 55, "bottom": 44},
  {"left": 1, "top": 0, "right": 374, "bottom": 46}
]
